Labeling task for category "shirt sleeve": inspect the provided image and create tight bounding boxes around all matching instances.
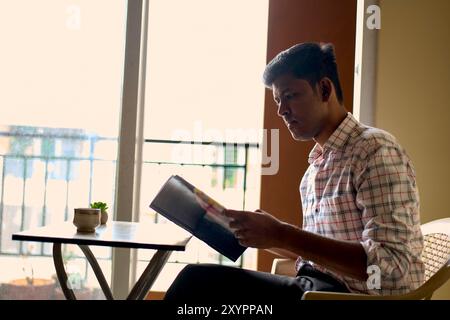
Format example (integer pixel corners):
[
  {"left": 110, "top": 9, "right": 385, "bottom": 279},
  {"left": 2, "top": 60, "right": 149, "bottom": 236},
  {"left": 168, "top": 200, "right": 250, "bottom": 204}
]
[{"left": 355, "top": 144, "right": 422, "bottom": 286}]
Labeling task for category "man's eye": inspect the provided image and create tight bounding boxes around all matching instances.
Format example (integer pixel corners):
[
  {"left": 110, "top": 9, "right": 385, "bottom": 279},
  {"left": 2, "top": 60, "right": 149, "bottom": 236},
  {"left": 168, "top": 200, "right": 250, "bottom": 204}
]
[{"left": 285, "top": 93, "right": 294, "bottom": 99}]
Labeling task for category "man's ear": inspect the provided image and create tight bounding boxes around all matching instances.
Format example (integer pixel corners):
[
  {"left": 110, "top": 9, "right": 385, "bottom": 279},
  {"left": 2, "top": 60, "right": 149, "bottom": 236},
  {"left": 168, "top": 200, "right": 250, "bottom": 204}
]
[{"left": 320, "top": 78, "right": 332, "bottom": 102}]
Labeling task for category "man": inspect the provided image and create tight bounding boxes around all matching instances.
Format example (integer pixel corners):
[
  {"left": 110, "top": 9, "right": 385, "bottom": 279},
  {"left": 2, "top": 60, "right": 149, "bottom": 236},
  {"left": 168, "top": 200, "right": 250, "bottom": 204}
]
[{"left": 164, "top": 42, "right": 425, "bottom": 301}]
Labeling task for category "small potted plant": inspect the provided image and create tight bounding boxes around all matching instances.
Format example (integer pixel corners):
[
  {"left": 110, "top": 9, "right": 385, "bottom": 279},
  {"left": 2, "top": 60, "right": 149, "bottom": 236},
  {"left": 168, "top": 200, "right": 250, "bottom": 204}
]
[{"left": 90, "top": 201, "right": 109, "bottom": 224}]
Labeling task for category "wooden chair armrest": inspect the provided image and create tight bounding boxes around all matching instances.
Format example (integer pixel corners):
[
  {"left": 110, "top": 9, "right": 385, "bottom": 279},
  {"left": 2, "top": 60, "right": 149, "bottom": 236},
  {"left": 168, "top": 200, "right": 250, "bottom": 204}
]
[
  {"left": 301, "top": 291, "right": 389, "bottom": 300},
  {"left": 271, "top": 258, "right": 297, "bottom": 277}
]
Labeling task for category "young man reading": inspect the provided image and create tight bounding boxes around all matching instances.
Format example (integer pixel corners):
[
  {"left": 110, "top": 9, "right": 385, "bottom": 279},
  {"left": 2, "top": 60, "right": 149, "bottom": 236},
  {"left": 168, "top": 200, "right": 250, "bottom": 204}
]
[{"left": 164, "top": 42, "right": 425, "bottom": 301}]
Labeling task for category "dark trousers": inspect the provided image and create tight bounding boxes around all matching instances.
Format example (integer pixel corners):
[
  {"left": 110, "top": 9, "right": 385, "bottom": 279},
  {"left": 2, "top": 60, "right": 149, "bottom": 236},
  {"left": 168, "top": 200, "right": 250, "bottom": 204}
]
[{"left": 164, "top": 263, "right": 350, "bottom": 302}]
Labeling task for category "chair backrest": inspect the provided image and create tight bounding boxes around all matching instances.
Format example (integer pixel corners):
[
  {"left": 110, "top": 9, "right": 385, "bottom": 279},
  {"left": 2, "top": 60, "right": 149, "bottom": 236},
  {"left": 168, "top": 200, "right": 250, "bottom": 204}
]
[
  {"left": 420, "top": 218, "right": 450, "bottom": 281},
  {"left": 412, "top": 218, "right": 450, "bottom": 299}
]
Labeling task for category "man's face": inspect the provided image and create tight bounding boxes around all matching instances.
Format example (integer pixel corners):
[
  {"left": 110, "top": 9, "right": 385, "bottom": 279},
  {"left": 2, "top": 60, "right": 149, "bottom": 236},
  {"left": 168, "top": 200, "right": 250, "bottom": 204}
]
[{"left": 272, "top": 73, "right": 328, "bottom": 141}]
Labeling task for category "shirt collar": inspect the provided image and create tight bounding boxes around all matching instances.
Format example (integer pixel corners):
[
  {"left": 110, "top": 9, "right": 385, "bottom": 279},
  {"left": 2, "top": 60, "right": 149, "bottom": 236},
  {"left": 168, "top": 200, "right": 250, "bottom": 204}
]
[{"left": 308, "top": 112, "right": 358, "bottom": 164}]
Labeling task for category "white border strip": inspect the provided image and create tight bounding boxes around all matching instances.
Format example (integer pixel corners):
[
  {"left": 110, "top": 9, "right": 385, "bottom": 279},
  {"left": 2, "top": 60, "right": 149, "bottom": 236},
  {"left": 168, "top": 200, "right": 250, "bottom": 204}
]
[{"left": 353, "top": 0, "right": 379, "bottom": 126}]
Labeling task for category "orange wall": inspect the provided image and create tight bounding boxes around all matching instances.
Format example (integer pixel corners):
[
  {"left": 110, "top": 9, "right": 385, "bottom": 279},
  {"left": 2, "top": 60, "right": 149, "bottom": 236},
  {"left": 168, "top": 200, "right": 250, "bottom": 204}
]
[{"left": 258, "top": 0, "right": 357, "bottom": 272}]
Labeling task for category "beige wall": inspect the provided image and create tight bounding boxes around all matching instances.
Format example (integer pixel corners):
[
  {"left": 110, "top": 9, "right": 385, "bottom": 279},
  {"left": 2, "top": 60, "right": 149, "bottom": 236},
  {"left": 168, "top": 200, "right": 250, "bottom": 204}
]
[{"left": 375, "top": 0, "right": 450, "bottom": 299}]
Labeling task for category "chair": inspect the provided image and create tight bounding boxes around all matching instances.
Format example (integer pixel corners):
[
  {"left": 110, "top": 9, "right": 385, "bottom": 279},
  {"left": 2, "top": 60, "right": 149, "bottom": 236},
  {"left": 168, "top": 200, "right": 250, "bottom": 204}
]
[{"left": 271, "top": 218, "right": 450, "bottom": 300}]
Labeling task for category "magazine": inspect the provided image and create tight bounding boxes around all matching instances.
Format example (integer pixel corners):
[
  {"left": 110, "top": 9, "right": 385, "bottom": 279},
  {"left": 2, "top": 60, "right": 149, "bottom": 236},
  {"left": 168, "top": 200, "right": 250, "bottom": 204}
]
[{"left": 149, "top": 175, "right": 246, "bottom": 262}]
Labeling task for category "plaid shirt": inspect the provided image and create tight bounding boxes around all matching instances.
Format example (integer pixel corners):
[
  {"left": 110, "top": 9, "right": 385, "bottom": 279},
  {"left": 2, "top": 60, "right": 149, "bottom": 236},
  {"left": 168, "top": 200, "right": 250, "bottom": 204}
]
[{"left": 296, "top": 113, "right": 425, "bottom": 295}]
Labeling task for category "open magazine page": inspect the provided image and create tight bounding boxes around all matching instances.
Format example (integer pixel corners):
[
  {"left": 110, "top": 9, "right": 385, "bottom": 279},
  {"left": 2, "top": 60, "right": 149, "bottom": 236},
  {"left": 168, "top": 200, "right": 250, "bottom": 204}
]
[
  {"left": 193, "top": 187, "right": 234, "bottom": 232},
  {"left": 150, "top": 175, "right": 246, "bottom": 261},
  {"left": 150, "top": 175, "right": 204, "bottom": 230}
]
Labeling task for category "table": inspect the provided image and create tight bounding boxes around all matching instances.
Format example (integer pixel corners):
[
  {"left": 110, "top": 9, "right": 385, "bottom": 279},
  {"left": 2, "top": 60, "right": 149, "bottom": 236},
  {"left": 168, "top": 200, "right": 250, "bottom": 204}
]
[{"left": 12, "top": 221, "right": 192, "bottom": 300}]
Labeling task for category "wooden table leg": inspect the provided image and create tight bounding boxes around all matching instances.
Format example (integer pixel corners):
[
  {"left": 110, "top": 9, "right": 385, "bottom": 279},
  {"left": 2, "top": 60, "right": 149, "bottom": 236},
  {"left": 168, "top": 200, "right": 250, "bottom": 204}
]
[
  {"left": 78, "top": 245, "right": 114, "bottom": 300},
  {"left": 52, "top": 242, "right": 77, "bottom": 300},
  {"left": 127, "top": 250, "right": 172, "bottom": 300}
]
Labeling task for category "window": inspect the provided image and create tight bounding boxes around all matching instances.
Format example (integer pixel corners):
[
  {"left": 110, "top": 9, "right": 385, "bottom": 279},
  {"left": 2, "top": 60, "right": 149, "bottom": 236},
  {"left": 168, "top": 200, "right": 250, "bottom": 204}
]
[
  {"left": 136, "top": 0, "right": 269, "bottom": 292},
  {"left": 0, "top": 0, "right": 126, "bottom": 299},
  {"left": 0, "top": 0, "right": 269, "bottom": 298}
]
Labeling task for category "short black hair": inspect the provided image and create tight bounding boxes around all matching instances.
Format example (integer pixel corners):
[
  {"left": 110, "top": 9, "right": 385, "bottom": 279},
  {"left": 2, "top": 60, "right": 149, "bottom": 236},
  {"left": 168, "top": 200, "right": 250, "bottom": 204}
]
[{"left": 263, "top": 42, "right": 344, "bottom": 104}]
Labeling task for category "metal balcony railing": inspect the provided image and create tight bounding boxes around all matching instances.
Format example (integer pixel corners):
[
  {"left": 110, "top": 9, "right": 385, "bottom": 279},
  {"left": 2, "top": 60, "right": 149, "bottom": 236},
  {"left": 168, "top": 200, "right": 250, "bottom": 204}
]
[{"left": 0, "top": 129, "right": 259, "bottom": 269}]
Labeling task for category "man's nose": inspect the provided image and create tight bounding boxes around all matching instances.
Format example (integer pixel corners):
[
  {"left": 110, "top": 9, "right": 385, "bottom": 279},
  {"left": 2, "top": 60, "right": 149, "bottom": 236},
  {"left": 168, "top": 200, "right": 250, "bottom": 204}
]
[{"left": 277, "top": 100, "right": 289, "bottom": 117}]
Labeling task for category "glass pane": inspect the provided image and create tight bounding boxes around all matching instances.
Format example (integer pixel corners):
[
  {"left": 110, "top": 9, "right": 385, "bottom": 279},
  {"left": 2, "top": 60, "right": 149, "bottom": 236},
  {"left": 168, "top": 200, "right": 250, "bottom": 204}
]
[
  {"left": 138, "top": 0, "right": 268, "bottom": 293},
  {"left": 144, "top": 0, "right": 268, "bottom": 142},
  {"left": 0, "top": 0, "right": 126, "bottom": 299}
]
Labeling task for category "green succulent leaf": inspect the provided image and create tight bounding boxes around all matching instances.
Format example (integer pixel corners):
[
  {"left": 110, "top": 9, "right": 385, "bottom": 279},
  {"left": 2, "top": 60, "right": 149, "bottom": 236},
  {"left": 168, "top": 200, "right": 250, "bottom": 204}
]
[{"left": 90, "top": 201, "right": 108, "bottom": 211}]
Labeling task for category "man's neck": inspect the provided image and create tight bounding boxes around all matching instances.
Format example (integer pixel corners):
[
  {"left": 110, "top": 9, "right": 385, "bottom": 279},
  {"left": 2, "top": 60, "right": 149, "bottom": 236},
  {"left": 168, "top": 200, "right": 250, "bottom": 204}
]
[{"left": 314, "top": 106, "right": 348, "bottom": 147}]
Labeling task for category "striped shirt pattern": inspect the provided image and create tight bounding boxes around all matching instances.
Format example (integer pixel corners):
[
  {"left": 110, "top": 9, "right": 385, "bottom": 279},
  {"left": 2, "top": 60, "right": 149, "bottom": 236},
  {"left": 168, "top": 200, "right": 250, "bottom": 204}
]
[{"left": 296, "top": 113, "right": 425, "bottom": 295}]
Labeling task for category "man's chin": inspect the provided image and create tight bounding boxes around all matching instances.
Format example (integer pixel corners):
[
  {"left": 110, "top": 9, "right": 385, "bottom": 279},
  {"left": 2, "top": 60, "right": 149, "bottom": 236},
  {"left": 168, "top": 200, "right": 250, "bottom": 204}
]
[{"left": 290, "top": 131, "right": 311, "bottom": 142}]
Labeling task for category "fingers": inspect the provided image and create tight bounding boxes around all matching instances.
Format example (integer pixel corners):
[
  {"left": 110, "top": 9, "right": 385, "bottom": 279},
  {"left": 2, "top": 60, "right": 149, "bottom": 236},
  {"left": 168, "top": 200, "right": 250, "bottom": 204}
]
[
  {"left": 255, "top": 209, "right": 271, "bottom": 215},
  {"left": 224, "top": 210, "right": 247, "bottom": 226},
  {"left": 234, "top": 229, "right": 250, "bottom": 247},
  {"left": 237, "top": 239, "right": 249, "bottom": 247},
  {"left": 229, "top": 219, "right": 240, "bottom": 229},
  {"left": 224, "top": 209, "right": 259, "bottom": 222},
  {"left": 229, "top": 221, "right": 249, "bottom": 240},
  {"left": 233, "top": 229, "right": 246, "bottom": 239},
  {"left": 223, "top": 209, "right": 245, "bottom": 218}
]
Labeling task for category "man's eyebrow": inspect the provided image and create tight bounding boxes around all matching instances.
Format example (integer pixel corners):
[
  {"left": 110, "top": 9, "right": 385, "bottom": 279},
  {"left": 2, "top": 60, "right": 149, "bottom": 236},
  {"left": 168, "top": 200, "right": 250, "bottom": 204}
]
[{"left": 274, "top": 88, "right": 291, "bottom": 99}]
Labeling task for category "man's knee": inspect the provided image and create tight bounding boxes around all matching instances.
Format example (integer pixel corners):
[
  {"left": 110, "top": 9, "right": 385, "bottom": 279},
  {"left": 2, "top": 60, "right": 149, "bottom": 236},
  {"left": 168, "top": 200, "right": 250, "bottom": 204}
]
[
  {"left": 179, "top": 263, "right": 219, "bottom": 276},
  {"left": 165, "top": 264, "right": 230, "bottom": 301},
  {"left": 174, "top": 263, "right": 224, "bottom": 285}
]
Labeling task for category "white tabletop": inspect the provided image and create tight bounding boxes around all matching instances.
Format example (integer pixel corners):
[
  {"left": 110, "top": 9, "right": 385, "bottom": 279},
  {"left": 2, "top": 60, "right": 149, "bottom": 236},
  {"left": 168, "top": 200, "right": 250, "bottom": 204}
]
[{"left": 12, "top": 221, "right": 192, "bottom": 251}]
